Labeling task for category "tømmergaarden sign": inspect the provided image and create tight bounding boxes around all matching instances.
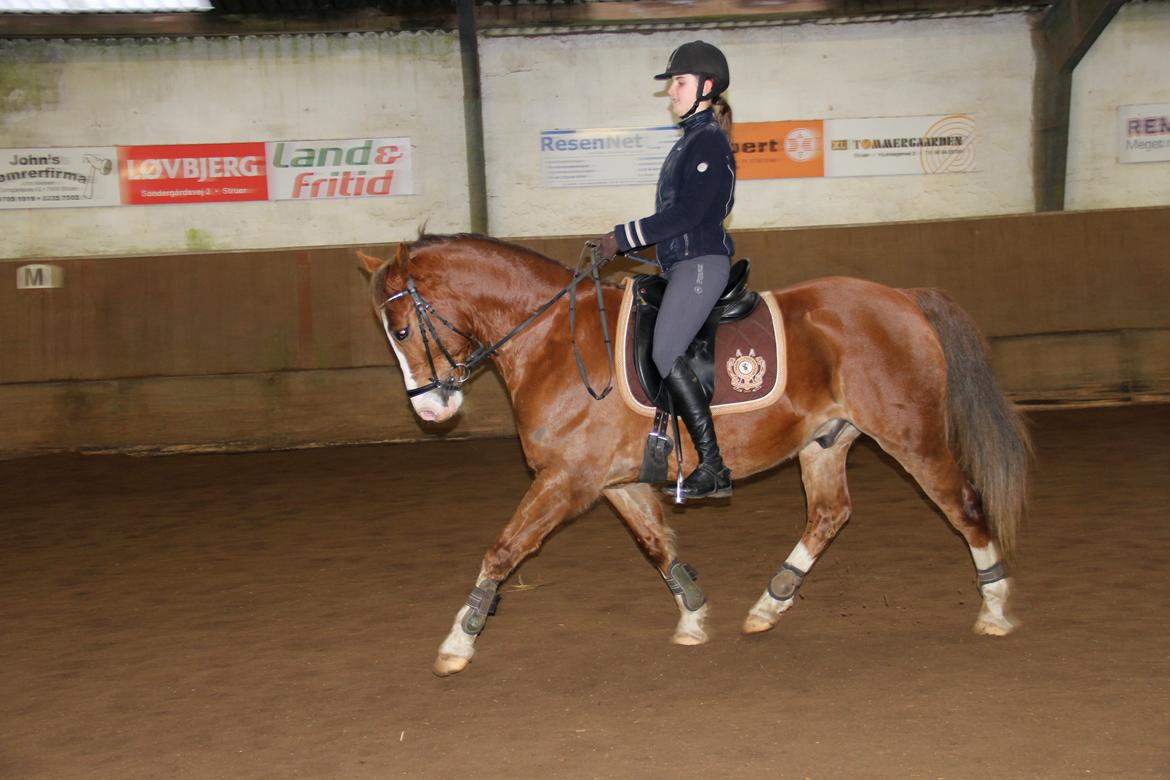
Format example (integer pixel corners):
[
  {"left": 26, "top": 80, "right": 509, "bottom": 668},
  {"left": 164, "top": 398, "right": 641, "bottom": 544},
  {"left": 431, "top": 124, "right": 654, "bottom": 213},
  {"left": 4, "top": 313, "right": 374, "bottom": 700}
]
[
  {"left": 823, "top": 115, "right": 975, "bottom": 177},
  {"left": 1119, "top": 104, "right": 1170, "bottom": 163}
]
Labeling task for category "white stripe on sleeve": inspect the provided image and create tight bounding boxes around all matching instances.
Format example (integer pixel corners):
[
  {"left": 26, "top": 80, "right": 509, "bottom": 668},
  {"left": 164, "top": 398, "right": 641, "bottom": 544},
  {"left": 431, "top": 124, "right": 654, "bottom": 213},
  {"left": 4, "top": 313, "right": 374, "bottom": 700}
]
[{"left": 634, "top": 219, "right": 647, "bottom": 246}]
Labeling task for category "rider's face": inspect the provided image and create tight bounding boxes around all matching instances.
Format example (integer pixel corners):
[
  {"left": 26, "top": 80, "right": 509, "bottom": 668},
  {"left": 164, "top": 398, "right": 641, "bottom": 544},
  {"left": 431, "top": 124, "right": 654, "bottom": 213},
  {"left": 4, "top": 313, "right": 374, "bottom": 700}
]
[{"left": 668, "top": 74, "right": 711, "bottom": 117}]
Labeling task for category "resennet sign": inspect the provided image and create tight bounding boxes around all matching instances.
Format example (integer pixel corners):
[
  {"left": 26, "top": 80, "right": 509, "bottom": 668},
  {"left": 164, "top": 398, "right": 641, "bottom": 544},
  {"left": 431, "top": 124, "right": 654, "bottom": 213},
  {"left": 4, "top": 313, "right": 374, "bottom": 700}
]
[
  {"left": 541, "top": 127, "right": 680, "bottom": 187},
  {"left": 825, "top": 115, "right": 975, "bottom": 177},
  {"left": 1119, "top": 104, "right": 1170, "bottom": 163},
  {"left": 0, "top": 147, "right": 121, "bottom": 210},
  {"left": 120, "top": 143, "right": 268, "bottom": 205},
  {"left": 266, "top": 137, "right": 413, "bottom": 200}
]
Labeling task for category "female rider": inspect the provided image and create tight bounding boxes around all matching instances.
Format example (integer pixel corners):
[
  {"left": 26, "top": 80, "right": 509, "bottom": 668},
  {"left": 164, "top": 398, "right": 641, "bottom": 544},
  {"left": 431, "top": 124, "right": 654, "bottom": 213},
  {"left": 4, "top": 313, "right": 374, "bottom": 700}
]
[{"left": 597, "top": 40, "right": 736, "bottom": 501}]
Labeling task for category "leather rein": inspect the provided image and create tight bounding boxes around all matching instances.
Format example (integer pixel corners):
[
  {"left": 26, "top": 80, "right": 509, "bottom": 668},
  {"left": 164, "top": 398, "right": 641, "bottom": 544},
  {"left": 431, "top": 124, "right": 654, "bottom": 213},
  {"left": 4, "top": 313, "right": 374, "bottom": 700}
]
[{"left": 380, "top": 241, "right": 616, "bottom": 402}]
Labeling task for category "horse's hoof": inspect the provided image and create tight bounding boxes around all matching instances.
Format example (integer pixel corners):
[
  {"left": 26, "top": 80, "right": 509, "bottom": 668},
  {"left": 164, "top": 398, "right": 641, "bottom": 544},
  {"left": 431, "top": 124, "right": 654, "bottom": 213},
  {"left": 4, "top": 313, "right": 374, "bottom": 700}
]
[
  {"left": 433, "top": 653, "right": 471, "bottom": 676},
  {"left": 671, "top": 630, "right": 708, "bottom": 646},
  {"left": 742, "top": 614, "right": 777, "bottom": 635},
  {"left": 973, "top": 617, "right": 1015, "bottom": 637}
]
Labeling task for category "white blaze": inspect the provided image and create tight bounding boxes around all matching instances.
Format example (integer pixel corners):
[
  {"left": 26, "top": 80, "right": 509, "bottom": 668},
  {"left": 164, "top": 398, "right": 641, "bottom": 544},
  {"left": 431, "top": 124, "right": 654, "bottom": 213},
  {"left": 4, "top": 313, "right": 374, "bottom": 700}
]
[{"left": 380, "top": 310, "right": 464, "bottom": 422}]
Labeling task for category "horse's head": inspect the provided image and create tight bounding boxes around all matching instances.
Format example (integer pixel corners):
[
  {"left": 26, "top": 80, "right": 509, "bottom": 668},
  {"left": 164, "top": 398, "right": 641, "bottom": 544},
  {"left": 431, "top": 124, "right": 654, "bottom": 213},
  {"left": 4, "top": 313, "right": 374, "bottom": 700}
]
[{"left": 358, "top": 243, "right": 471, "bottom": 423}]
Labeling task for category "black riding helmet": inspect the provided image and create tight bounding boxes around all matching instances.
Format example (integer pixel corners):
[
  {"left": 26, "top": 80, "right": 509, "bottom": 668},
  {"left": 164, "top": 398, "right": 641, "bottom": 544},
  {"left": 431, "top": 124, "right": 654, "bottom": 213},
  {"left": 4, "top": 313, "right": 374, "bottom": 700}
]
[{"left": 654, "top": 40, "right": 730, "bottom": 120}]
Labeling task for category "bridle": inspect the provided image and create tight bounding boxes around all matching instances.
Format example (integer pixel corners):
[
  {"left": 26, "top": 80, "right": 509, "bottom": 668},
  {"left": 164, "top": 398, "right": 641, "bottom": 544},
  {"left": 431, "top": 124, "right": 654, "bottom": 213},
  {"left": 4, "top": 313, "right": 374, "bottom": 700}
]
[{"left": 379, "top": 241, "right": 617, "bottom": 402}]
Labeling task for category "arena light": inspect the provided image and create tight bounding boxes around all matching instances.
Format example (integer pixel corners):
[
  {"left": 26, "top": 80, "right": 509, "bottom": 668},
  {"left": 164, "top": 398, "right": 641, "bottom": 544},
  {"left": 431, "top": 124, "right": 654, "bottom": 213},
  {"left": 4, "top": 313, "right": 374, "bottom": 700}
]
[{"left": 0, "top": 0, "right": 211, "bottom": 12}]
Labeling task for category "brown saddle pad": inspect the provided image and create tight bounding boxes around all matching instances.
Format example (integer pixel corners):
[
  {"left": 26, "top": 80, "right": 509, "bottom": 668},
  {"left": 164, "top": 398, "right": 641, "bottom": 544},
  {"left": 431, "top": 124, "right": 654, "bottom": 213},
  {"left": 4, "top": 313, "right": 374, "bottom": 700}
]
[{"left": 614, "top": 277, "right": 787, "bottom": 417}]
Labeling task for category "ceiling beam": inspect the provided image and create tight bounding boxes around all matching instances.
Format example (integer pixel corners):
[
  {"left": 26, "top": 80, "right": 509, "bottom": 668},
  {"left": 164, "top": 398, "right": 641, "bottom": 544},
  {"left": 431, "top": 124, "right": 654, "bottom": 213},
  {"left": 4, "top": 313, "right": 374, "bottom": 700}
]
[
  {"left": 1032, "top": 0, "right": 1126, "bottom": 212},
  {"left": 0, "top": 9, "right": 428, "bottom": 38},
  {"left": 475, "top": 0, "right": 833, "bottom": 27},
  {"left": 3, "top": 0, "right": 1044, "bottom": 39}
]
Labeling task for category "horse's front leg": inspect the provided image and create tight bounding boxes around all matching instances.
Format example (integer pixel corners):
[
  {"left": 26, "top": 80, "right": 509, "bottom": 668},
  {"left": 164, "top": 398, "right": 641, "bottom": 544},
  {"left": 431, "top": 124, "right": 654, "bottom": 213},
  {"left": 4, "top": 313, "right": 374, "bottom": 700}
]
[
  {"left": 434, "top": 467, "right": 598, "bottom": 677},
  {"left": 604, "top": 483, "right": 709, "bottom": 645}
]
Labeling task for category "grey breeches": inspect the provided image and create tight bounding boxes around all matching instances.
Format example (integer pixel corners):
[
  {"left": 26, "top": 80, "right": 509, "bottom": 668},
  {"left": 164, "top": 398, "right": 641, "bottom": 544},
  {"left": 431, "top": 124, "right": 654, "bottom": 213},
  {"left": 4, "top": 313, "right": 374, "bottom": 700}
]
[{"left": 652, "top": 254, "right": 731, "bottom": 377}]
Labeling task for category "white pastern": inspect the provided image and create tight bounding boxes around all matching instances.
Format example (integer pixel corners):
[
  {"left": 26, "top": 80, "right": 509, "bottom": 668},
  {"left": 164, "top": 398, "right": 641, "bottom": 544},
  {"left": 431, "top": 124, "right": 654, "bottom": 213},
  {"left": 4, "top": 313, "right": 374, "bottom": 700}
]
[
  {"left": 743, "top": 590, "right": 795, "bottom": 634},
  {"left": 787, "top": 541, "right": 816, "bottom": 573},
  {"left": 974, "top": 578, "right": 1016, "bottom": 635},
  {"left": 671, "top": 596, "right": 709, "bottom": 646},
  {"left": 434, "top": 605, "right": 477, "bottom": 676},
  {"left": 382, "top": 312, "right": 465, "bottom": 422},
  {"left": 434, "top": 566, "right": 491, "bottom": 676},
  {"left": 742, "top": 542, "right": 815, "bottom": 634},
  {"left": 969, "top": 543, "right": 1017, "bottom": 636},
  {"left": 971, "top": 542, "right": 1001, "bottom": 571}
]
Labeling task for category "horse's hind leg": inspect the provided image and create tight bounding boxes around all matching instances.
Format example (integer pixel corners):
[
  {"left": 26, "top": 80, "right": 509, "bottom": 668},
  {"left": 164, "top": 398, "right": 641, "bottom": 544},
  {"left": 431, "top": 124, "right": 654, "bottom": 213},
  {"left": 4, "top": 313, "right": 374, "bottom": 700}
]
[
  {"left": 434, "top": 468, "right": 599, "bottom": 677},
  {"left": 605, "top": 483, "right": 709, "bottom": 646},
  {"left": 878, "top": 439, "right": 1016, "bottom": 636},
  {"left": 744, "top": 424, "right": 861, "bottom": 634}
]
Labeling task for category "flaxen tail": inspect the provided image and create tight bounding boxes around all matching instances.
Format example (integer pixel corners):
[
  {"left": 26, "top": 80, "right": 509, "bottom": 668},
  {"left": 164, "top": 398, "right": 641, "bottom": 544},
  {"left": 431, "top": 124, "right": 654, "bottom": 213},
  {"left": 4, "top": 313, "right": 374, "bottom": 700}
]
[{"left": 910, "top": 289, "right": 1031, "bottom": 556}]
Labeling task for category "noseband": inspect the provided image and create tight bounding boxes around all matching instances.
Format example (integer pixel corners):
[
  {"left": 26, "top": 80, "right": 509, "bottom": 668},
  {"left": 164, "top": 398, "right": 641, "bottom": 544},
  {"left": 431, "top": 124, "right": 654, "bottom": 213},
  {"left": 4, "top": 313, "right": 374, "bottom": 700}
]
[{"left": 380, "top": 242, "right": 616, "bottom": 402}]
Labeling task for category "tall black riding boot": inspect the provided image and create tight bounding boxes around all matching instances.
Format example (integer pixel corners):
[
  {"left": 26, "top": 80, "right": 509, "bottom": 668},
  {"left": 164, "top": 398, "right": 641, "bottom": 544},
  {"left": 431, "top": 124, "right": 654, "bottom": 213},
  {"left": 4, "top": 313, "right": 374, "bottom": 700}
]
[{"left": 660, "top": 357, "right": 732, "bottom": 500}]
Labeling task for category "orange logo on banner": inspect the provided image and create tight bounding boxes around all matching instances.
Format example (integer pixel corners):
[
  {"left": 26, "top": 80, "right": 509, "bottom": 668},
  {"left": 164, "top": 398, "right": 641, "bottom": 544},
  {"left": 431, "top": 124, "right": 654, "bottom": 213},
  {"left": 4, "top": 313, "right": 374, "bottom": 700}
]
[{"left": 731, "top": 121, "right": 825, "bottom": 180}]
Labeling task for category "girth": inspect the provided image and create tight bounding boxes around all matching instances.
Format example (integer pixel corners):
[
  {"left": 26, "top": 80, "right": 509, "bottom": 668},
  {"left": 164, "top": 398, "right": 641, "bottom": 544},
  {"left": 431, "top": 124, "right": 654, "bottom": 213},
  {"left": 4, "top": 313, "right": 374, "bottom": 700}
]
[{"left": 632, "top": 258, "right": 761, "bottom": 404}]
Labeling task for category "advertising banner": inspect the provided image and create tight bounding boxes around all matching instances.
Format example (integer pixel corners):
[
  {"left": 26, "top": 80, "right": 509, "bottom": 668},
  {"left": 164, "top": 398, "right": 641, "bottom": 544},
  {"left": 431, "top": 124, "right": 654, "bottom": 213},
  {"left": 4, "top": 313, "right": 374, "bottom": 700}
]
[
  {"left": 0, "top": 147, "right": 121, "bottom": 210},
  {"left": 824, "top": 115, "right": 975, "bottom": 177},
  {"left": 541, "top": 126, "right": 680, "bottom": 187},
  {"left": 732, "top": 121, "right": 825, "bottom": 180},
  {"left": 120, "top": 142, "right": 268, "bottom": 205},
  {"left": 266, "top": 137, "right": 414, "bottom": 200},
  {"left": 1119, "top": 104, "right": 1170, "bottom": 163}
]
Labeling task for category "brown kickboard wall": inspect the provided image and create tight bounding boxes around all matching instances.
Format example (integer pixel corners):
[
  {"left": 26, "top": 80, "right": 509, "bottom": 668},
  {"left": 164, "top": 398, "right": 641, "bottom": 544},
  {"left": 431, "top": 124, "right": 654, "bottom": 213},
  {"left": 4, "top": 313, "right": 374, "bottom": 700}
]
[{"left": 1, "top": 206, "right": 1166, "bottom": 456}]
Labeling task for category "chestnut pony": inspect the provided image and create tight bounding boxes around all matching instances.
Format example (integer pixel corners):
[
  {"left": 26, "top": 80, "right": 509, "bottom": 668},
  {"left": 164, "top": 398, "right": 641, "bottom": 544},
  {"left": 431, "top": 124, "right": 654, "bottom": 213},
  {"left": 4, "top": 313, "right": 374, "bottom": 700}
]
[{"left": 358, "top": 235, "right": 1029, "bottom": 677}]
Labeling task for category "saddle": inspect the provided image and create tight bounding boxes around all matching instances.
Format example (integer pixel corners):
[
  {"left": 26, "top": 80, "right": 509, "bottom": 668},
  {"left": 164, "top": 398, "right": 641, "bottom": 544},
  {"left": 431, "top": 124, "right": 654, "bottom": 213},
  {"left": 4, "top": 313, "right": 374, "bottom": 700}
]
[{"left": 632, "top": 258, "right": 761, "bottom": 405}]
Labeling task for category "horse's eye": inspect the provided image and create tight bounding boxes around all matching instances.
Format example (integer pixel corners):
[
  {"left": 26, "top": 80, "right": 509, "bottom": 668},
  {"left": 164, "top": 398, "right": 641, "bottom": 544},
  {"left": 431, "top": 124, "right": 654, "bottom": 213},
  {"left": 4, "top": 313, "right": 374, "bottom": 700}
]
[{"left": 393, "top": 326, "right": 410, "bottom": 342}]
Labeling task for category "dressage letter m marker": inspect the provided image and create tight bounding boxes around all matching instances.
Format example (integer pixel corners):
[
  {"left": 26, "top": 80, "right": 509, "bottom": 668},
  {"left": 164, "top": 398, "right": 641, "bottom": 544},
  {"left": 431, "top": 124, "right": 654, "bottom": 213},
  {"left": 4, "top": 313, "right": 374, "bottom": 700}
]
[{"left": 17, "top": 264, "right": 63, "bottom": 289}]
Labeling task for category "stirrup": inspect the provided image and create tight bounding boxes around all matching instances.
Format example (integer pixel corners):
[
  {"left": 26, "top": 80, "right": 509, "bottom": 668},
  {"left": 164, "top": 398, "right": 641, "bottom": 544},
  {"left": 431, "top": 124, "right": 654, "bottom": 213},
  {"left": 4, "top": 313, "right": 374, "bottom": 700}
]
[{"left": 662, "top": 462, "right": 732, "bottom": 500}]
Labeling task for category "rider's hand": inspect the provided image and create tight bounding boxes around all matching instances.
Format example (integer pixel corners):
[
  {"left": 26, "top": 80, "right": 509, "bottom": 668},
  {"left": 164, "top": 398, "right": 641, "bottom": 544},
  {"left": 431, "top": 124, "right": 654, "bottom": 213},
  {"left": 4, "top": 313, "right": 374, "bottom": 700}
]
[{"left": 597, "top": 232, "right": 619, "bottom": 261}]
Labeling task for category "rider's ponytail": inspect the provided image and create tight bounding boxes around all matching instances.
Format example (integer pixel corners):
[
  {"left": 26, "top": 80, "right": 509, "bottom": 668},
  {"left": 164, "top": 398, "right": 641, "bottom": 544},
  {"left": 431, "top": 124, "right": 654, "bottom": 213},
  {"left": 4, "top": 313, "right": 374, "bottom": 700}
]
[{"left": 712, "top": 94, "right": 733, "bottom": 139}]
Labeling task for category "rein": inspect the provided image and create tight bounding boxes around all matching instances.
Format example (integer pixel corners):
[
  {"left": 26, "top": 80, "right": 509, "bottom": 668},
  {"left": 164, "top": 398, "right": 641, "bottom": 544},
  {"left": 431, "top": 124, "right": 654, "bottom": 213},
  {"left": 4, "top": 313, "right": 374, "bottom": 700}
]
[{"left": 381, "top": 241, "right": 616, "bottom": 401}]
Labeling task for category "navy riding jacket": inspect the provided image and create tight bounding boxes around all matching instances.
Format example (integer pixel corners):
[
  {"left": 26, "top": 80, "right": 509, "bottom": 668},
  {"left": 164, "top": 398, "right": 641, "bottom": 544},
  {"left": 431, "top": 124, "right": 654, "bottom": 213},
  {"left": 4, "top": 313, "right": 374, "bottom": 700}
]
[{"left": 612, "top": 109, "right": 736, "bottom": 270}]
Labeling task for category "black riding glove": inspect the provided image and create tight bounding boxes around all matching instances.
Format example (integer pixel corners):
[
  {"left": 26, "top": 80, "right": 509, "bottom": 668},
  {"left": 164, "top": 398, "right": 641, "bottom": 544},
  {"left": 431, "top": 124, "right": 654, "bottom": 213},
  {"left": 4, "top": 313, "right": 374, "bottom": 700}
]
[{"left": 596, "top": 232, "right": 619, "bottom": 261}]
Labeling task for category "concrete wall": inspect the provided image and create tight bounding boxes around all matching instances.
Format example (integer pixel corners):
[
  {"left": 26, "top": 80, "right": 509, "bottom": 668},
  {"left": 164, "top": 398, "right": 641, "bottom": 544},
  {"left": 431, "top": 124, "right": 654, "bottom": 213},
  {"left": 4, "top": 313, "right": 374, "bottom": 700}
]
[
  {"left": 3, "top": 8, "right": 1167, "bottom": 257},
  {"left": 0, "top": 32, "right": 469, "bottom": 259},
  {"left": 0, "top": 10, "right": 1050, "bottom": 257},
  {"left": 482, "top": 14, "right": 1036, "bottom": 236},
  {"left": 1066, "top": 0, "right": 1170, "bottom": 210}
]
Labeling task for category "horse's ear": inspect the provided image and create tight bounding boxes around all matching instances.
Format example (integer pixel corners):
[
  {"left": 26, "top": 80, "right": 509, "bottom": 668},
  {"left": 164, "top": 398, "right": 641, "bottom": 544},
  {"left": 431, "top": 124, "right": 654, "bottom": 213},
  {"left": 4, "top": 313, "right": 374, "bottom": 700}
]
[
  {"left": 355, "top": 249, "right": 384, "bottom": 280},
  {"left": 394, "top": 241, "right": 410, "bottom": 266}
]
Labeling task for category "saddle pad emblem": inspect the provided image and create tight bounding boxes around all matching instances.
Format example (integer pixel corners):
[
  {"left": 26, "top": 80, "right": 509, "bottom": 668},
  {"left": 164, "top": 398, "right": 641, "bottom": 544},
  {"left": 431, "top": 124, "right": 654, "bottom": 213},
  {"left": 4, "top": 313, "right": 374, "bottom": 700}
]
[{"left": 727, "top": 349, "right": 766, "bottom": 393}]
